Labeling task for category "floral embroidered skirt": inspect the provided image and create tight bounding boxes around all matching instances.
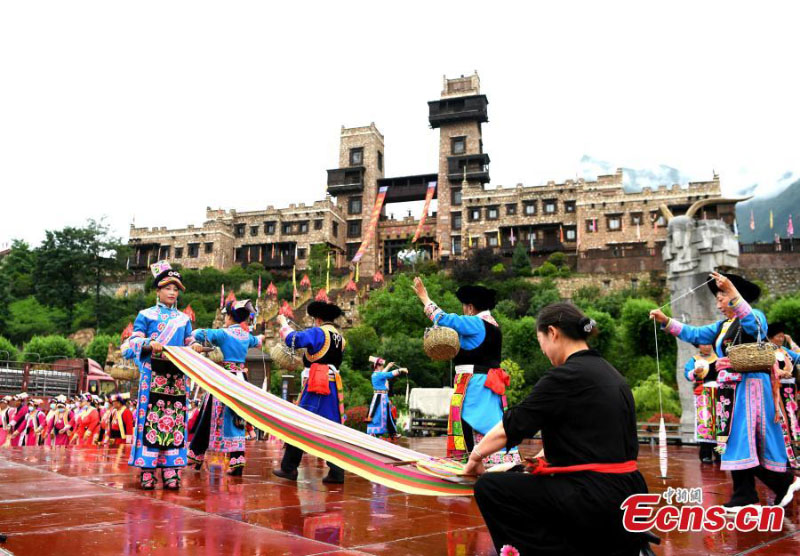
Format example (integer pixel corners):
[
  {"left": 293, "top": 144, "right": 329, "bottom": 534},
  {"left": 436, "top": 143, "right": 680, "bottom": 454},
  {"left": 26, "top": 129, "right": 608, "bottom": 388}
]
[{"left": 128, "top": 356, "right": 188, "bottom": 469}]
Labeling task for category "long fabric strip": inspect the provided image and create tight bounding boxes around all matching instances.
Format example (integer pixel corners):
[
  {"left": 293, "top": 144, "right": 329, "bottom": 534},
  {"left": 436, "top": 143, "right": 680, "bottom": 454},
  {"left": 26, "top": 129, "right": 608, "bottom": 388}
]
[{"left": 164, "top": 347, "right": 473, "bottom": 496}]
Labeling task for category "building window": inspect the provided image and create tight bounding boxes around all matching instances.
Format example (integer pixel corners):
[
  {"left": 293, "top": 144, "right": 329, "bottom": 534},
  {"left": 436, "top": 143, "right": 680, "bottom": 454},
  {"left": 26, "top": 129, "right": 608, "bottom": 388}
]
[
  {"left": 451, "top": 212, "right": 462, "bottom": 230},
  {"left": 452, "top": 236, "right": 462, "bottom": 255},
  {"left": 347, "top": 220, "right": 362, "bottom": 238},
  {"left": 233, "top": 248, "right": 242, "bottom": 262},
  {"left": 204, "top": 242, "right": 213, "bottom": 254},
  {"left": 332, "top": 221, "right": 339, "bottom": 237},
  {"left": 451, "top": 188, "right": 462, "bottom": 206},
  {"left": 348, "top": 197, "right": 362, "bottom": 215},
  {"left": 299, "top": 221, "right": 309, "bottom": 234},
  {"left": 174, "top": 247, "right": 184, "bottom": 258},
  {"left": 506, "top": 203, "right": 517, "bottom": 216},
  {"left": 346, "top": 243, "right": 360, "bottom": 260},
  {"left": 281, "top": 223, "right": 291, "bottom": 235},
  {"left": 314, "top": 219, "right": 323, "bottom": 230},
  {"left": 607, "top": 215, "right": 622, "bottom": 231},
  {"left": 650, "top": 211, "right": 667, "bottom": 227},
  {"left": 264, "top": 221, "right": 276, "bottom": 235},
  {"left": 565, "top": 227, "right": 577, "bottom": 241},
  {"left": 451, "top": 136, "right": 466, "bottom": 155},
  {"left": 234, "top": 224, "right": 245, "bottom": 237},
  {"left": 377, "top": 150, "right": 383, "bottom": 172},
  {"left": 297, "top": 248, "right": 307, "bottom": 260},
  {"left": 159, "top": 246, "right": 170, "bottom": 259},
  {"left": 631, "top": 212, "right": 643, "bottom": 225},
  {"left": 349, "top": 147, "right": 363, "bottom": 166},
  {"left": 469, "top": 208, "right": 481, "bottom": 222},
  {"left": 187, "top": 244, "right": 199, "bottom": 258},
  {"left": 487, "top": 206, "right": 499, "bottom": 220},
  {"left": 250, "top": 225, "right": 259, "bottom": 237},
  {"left": 544, "top": 200, "right": 557, "bottom": 214},
  {"left": 564, "top": 201, "right": 576, "bottom": 213},
  {"left": 487, "top": 235, "right": 499, "bottom": 247},
  {"left": 586, "top": 219, "right": 598, "bottom": 233},
  {"left": 524, "top": 202, "right": 537, "bottom": 216}
]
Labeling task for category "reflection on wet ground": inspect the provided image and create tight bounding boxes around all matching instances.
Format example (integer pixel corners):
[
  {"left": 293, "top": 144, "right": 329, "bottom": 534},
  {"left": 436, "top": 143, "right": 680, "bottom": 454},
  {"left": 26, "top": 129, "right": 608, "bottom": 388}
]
[{"left": 0, "top": 438, "right": 797, "bottom": 554}]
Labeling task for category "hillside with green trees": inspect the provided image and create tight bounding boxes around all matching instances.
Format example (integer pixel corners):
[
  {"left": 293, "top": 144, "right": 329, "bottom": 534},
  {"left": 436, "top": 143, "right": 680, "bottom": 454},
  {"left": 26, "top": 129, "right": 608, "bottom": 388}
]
[{"left": 2, "top": 224, "right": 799, "bottom": 423}]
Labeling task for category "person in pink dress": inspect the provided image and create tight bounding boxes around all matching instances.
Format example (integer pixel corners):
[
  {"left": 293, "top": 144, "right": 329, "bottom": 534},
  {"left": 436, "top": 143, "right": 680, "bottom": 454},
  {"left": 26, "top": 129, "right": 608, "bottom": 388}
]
[
  {"left": 0, "top": 396, "right": 11, "bottom": 446},
  {"left": 51, "top": 397, "right": 74, "bottom": 446},
  {"left": 24, "top": 399, "right": 47, "bottom": 446},
  {"left": 71, "top": 394, "right": 100, "bottom": 446},
  {"left": 8, "top": 393, "right": 30, "bottom": 447}
]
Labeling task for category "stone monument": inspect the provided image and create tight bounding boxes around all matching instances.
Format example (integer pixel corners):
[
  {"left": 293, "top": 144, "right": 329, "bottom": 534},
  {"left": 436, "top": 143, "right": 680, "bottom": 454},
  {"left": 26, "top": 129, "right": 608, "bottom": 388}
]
[{"left": 661, "top": 198, "right": 745, "bottom": 442}]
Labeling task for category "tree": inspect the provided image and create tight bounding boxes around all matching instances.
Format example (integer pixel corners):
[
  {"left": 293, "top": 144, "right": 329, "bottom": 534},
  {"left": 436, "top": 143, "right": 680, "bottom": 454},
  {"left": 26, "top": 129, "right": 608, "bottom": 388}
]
[
  {"left": 362, "top": 274, "right": 460, "bottom": 338},
  {"left": 86, "top": 334, "right": 116, "bottom": 367},
  {"left": 6, "top": 297, "right": 65, "bottom": 344},
  {"left": 83, "top": 219, "right": 131, "bottom": 331},
  {"left": 34, "top": 227, "right": 92, "bottom": 325},
  {"left": 631, "top": 373, "right": 682, "bottom": 421},
  {"left": 768, "top": 297, "right": 800, "bottom": 340},
  {"left": 511, "top": 242, "right": 532, "bottom": 276},
  {"left": 451, "top": 248, "right": 502, "bottom": 285},
  {"left": 23, "top": 335, "right": 77, "bottom": 362},
  {"left": 307, "top": 243, "right": 331, "bottom": 283},
  {"left": 0, "top": 336, "right": 19, "bottom": 362},
  {"left": 547, "top": 251, "right": 567, "bottom": 268},
  {"left": 343, "top": 325, "right": 380, "bottom": 372},
  {"left": 0, "top": 240, "right": 35, "bottom": 300},
  {"left": 583, "top": 308, "right": 617, "bottom": 357},
  {"left": 502, "top": 358, "right": 531, "bottom": 405}
]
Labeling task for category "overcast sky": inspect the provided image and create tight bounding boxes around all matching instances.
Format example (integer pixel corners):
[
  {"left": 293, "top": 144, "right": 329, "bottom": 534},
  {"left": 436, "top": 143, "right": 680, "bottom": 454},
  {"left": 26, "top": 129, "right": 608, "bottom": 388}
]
[{"left": 2, "top": 1, "right": 799, "bottom": 249}]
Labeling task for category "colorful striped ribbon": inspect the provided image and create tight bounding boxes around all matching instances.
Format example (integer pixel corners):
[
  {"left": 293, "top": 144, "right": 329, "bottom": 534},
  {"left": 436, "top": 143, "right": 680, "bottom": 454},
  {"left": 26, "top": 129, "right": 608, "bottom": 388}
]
[{"left": 164, "top": 347, "right": 473, "bottom": 496}]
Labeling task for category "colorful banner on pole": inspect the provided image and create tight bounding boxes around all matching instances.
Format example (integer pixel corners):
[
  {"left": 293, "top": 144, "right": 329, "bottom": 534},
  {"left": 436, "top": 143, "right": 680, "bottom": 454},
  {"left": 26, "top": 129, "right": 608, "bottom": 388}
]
[
  {"left": 352, "top": 186, "right": 388, "bottom": 263},
  {"left": 412, "top": 181, "right": 437, "bottom": 243}
]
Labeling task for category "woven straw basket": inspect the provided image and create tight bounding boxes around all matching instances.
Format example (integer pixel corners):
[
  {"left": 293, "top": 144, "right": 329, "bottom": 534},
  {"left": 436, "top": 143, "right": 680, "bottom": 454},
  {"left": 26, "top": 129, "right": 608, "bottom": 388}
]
[
  {"left": 423, "top": 326, "right": 460, "bottom": 361},
  {"left": 270, "top": 343, "right": 304, "bottom": 371},
  {"left": 726, "top": 342, "right": 777, "bottom": 372},
  {"left": 207, "top": 347, "right": 224, "bottom": 364}
]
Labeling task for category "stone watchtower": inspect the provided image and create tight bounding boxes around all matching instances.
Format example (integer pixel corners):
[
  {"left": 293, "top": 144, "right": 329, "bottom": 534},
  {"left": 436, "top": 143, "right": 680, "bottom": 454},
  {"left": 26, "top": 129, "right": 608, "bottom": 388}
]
[
  {"left": 326, "top": 123, "right": 385, "bottom": 276},
  {"left": 661, "top": 198, "right": 744, "bottom": 441},
  {"left": 429, "top": 72, "right": 490, "bottom": 257}
]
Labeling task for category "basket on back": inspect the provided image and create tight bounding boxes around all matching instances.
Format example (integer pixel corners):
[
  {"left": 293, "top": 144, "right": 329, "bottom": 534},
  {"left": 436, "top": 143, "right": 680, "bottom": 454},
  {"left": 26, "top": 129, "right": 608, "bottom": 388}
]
[{"left": 423, "top": 316, "right": 460, "bottom": 361}]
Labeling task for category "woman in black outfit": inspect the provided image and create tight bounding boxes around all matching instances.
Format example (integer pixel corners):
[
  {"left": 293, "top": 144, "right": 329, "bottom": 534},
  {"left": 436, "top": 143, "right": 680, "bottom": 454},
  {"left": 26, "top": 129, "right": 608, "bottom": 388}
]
[{"left": 466, "top": 302, "right": 649, "bottom": 555}]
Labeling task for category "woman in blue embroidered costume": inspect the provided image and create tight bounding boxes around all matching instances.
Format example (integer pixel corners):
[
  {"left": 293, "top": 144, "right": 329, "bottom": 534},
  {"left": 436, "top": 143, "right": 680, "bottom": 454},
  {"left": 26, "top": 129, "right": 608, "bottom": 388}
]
[
  {"left": 366, "top": 357, "right": 407, "bottom": 438},
  {"left": 125, "top": 261, "right": 195, "bottom": 490},
  {"left": 187, "top": 299, "right": 264, "bottom": 476},
  {"left": 683, "top": 344, "right": 720, "bottom": 464},
  {"left": 272, "top": 301, "right": 347, "bottom": 484},
  {"left": 767, "top": 322, "right": 800, "bottom": 451},
  {"left": 651, "top": 271, "right": 800, "bottom": 510},
  {"left": 412, "top": 277, "right": 520, "bottom": 467}
]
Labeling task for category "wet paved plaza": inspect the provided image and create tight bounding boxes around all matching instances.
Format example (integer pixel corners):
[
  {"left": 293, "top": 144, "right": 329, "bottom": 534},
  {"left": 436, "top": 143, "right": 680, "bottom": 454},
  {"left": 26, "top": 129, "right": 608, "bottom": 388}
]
[{"left": 0, "top": 438, "right": 798, "bottom": 555}]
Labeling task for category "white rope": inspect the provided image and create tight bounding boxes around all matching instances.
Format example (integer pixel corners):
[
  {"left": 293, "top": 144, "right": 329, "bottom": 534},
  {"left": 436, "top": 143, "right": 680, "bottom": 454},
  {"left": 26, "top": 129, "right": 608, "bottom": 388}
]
[{"left": 655, "top": 276, "right": 714, "bottom": 312}]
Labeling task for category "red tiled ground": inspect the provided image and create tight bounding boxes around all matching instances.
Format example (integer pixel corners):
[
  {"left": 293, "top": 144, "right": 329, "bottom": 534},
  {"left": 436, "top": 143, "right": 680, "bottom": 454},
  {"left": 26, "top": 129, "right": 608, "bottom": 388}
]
[{"left": 0, "top": 438, "right": 798, "bottom": 555}]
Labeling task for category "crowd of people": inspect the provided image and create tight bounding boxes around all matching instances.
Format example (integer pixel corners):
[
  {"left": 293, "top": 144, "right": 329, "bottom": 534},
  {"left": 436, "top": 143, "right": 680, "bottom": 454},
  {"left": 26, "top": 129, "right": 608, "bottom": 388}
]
[
  {"left": 2, "top": 259, "right": 799, "bottom": 555},
  {"left": 0, "top": 391, "right": 191, "bottom": 448}
]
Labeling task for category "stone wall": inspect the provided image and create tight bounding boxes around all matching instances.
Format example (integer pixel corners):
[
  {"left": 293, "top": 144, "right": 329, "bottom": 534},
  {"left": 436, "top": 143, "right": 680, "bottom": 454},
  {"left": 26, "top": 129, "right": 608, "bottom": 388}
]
[
  {"left": 739, "top": 266, "right": 800, "bottom": 297},
  {"left": 527, "top": 271, "right": 658, "bottom": 299}
]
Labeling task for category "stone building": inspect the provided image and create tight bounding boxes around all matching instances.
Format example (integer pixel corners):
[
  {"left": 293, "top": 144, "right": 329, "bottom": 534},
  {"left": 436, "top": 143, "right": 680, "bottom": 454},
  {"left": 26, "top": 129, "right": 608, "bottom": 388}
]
[{"left": 129, "top": 72, "right": 736, "bottom": 277}]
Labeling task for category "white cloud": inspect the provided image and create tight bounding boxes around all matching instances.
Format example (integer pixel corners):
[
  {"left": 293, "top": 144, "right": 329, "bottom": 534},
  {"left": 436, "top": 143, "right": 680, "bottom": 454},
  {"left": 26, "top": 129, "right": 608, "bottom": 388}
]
[{"left": 1, "top": 1, "right": 799, "bottom": 247}]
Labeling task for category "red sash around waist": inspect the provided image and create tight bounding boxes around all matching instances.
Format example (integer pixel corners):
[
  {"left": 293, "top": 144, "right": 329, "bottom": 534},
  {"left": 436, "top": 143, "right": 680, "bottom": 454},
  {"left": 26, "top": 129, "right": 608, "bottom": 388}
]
[{"left": 527, "top": 457, "right": 638, "bottom": 475}]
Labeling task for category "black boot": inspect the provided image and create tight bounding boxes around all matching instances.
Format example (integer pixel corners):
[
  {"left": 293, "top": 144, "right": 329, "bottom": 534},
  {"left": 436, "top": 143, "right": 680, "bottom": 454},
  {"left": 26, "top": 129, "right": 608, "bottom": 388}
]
[{"left": 724, "top": 469, "right": 760, "bottom": 512}]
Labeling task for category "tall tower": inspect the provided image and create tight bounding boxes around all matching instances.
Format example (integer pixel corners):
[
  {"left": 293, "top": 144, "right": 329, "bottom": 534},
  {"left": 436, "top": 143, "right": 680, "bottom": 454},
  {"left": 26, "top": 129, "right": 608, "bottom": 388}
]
[
  {"left": 326, "top": 123, "right": 385, "bottom": 276},
  {"left": 429, "top": 72, "right": 490, "bottom": 258}
]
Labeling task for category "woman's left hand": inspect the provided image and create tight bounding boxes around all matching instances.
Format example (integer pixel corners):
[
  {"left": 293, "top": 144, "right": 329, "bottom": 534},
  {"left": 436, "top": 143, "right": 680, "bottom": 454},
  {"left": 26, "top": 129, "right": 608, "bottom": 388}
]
[
  {"left": 711, "top": 271, "right": 739, "bottom": 298},
  {"left": 463, "top": 457, "right": 486, "bottom": 477}
]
